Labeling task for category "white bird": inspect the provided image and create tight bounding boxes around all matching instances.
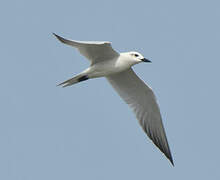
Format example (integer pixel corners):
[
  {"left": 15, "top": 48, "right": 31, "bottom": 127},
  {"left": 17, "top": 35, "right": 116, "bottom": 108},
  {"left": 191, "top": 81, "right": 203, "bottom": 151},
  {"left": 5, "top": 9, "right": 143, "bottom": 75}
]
[{"left": 53, "top": 33, "right": 174, "bottom": 165}]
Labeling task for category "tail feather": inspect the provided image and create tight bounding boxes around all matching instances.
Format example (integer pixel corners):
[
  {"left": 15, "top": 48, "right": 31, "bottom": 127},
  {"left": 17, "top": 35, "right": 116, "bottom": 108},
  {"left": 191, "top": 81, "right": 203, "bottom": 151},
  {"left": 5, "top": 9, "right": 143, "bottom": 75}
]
[{"left": 57, "top": 74, "right": 89, "bottom": 87}]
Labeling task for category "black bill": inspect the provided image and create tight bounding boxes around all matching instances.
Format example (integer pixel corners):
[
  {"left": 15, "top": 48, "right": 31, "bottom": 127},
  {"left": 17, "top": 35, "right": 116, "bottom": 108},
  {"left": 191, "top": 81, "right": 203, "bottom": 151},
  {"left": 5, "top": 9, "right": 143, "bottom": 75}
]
[{"left": 142, "top": 58, "right": 151, "bottom": 63}]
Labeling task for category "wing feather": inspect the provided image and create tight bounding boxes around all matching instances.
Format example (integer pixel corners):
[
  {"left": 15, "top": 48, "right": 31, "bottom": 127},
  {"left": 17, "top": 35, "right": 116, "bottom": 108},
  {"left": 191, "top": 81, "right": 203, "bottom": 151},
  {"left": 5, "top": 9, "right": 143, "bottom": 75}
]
[
  {"left": 107, "top": 68, "right": 174, "bottom": 165},
  {"left": 53, "top": 33, "right": 119, "bottom": 64}
]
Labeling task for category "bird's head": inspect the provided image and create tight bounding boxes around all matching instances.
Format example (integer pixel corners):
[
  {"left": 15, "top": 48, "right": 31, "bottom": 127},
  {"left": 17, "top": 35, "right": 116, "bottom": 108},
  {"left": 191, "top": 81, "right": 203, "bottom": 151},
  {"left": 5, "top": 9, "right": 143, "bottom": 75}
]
[{"left": 123, "top": 51, "right": 151, "bottom": 65}]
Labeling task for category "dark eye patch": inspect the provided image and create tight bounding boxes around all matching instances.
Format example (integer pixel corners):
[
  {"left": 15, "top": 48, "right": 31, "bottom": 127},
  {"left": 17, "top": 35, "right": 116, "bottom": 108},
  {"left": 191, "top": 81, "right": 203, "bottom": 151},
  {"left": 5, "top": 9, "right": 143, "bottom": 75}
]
[{"left": 134, "top": 54, "right": 139, "bottom": 57}]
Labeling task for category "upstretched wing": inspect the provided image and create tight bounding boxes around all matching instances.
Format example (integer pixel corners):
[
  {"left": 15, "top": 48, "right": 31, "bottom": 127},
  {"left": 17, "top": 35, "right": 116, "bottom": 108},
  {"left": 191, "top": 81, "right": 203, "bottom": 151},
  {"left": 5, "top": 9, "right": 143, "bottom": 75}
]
[
  {"left": 53, "top": 33, "right": 119, "bottom": 64},
  {"left": 107, "top": 68, "right": 174, "bottom": 165}
]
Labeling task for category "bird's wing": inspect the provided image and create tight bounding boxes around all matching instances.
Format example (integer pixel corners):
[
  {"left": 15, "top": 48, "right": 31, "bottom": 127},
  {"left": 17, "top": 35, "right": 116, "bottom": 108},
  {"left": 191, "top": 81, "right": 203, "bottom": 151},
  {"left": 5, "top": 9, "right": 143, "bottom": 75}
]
[
  {"left": 106, "top": 68, "right": 174, "bottom": 165},
  {"left": 53, "top": 33, "right": 119, "bottom": 64}
]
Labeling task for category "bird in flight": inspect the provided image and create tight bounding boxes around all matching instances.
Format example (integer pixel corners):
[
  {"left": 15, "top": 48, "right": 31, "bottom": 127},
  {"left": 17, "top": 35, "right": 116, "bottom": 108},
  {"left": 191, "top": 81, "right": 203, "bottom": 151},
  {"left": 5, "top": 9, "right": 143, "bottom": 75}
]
[{"left": 53, "top": 33, "right": 174, "bottom": 165}]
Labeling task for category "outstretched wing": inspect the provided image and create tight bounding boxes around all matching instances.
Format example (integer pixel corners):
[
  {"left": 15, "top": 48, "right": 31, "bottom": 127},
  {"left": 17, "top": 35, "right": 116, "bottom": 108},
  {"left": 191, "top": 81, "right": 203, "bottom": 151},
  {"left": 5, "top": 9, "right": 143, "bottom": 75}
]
[
  {"left": 107, "top": 68, "right": 174, "bottom": 165},
  {"left": 53, "top": 33, "right": 119, "bottom": 64}
]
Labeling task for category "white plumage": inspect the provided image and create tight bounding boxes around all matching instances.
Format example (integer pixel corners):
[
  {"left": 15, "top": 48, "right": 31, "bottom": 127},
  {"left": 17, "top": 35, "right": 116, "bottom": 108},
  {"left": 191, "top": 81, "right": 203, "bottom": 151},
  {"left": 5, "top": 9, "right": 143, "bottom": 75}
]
[{"left": 53, "top": 33, "right": 174, "bottom": 165}]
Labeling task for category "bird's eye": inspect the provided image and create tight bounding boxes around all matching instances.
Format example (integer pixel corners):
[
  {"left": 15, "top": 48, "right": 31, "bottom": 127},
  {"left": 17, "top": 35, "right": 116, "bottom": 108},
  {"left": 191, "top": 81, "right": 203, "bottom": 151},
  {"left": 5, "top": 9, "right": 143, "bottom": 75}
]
[{"left": 134, "top": 54, "right": 139, "bottom": 57}]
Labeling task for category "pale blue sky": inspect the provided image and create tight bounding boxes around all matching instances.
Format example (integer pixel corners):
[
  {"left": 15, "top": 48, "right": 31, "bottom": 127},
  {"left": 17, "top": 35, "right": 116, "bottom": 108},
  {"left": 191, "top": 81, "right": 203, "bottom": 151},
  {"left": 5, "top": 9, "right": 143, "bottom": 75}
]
[{"left": 0, "top": 0, "right": 220, "bottom": 179}]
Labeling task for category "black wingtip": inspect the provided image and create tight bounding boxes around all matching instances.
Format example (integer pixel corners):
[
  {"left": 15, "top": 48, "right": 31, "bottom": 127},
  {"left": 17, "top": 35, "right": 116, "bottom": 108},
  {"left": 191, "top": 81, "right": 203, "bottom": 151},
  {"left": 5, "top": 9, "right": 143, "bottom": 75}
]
[
  {"left": 52, "top": 33, "right": 67, "bottom": 44},
  {"left": 169, "top": 156, "right": 174, "bottom": 166},
  {"left": 52, "top": 32, "right": 60, "bottom": 39},
  {"left": 165, "top": 147, "right": 174, "bottom": 166},
  {"left": 146, "top": 130, "right": 174, "bottom": 166},
  {"left": 163, "top": 148, "right": 174, "bottom": 166}
]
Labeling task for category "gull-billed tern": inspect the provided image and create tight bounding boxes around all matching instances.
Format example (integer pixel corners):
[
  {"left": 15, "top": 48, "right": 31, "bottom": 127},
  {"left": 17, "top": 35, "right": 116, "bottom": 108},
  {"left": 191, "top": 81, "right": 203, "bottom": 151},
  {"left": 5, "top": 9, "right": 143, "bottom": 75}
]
[{"left": 53, "top": 33, "right": 174, "bottom": 165}]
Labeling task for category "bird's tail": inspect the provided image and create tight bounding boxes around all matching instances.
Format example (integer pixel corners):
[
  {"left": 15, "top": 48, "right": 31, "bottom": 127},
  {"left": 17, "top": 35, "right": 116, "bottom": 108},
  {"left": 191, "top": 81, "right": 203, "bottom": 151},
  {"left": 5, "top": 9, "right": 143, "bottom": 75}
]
[{"left": 57, "top": 74, "right": 89, "bottom": 87}]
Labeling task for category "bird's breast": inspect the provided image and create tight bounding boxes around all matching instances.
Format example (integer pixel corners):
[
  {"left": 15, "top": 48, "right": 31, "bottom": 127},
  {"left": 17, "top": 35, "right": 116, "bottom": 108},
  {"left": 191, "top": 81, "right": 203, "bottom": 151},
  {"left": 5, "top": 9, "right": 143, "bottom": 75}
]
[{"left": 89, "top": 58, "right": 131, "bottom": 78}]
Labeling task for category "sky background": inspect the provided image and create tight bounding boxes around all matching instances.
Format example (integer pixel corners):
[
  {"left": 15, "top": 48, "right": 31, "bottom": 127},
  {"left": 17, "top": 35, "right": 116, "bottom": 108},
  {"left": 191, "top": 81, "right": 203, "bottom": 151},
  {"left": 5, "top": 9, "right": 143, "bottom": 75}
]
[{"left": 0, "top": 0, "right": 220, "bottom": 179}]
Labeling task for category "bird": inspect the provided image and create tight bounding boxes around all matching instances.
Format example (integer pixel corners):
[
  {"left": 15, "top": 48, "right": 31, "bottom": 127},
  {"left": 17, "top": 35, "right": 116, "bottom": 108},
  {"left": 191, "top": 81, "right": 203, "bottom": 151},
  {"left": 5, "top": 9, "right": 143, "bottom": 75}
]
[{"left": 53, "top": 33, "right": 174, "bottom": 166}]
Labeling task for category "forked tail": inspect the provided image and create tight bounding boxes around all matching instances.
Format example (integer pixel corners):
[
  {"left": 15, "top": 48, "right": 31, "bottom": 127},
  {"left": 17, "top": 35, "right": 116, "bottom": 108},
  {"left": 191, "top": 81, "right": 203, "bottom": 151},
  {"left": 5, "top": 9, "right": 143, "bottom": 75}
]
[{"left": 57, "top": 74, "right": 89, "bottom": 87}]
